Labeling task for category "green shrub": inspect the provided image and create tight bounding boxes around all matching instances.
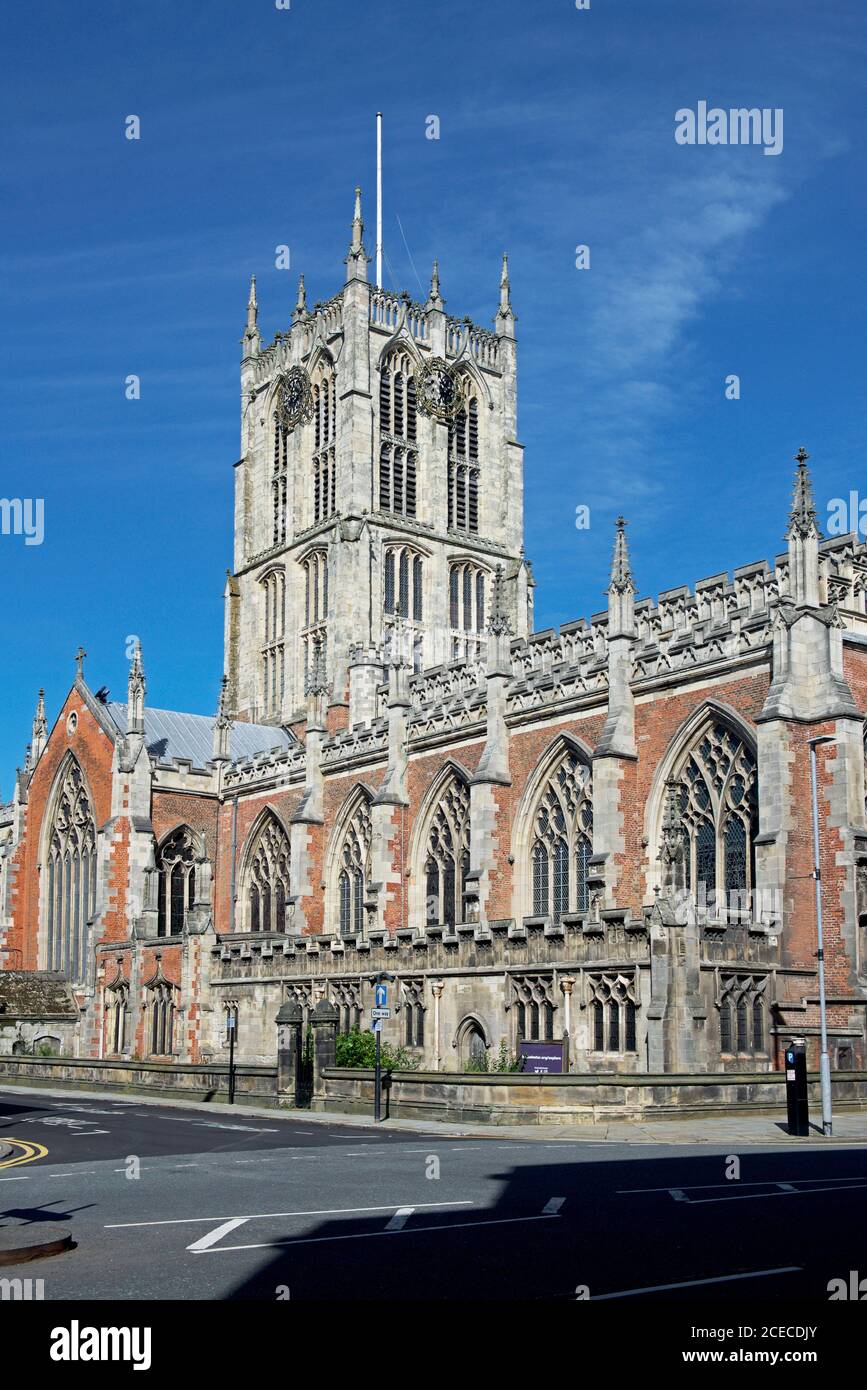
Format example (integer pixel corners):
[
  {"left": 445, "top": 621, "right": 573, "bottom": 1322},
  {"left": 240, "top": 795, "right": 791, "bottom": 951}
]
[{"left": 335, "top": 1029, "right": 420, "bottom": 1071}]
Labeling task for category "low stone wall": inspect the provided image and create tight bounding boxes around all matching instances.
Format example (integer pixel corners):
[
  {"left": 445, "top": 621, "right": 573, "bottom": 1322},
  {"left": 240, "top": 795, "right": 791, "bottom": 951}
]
[
  {"left": 0, "top": 1055, "right": 278, "bottom": 1106},
  {"left": 316, "top": 1067, "right": 867, "bottom": 1125}
]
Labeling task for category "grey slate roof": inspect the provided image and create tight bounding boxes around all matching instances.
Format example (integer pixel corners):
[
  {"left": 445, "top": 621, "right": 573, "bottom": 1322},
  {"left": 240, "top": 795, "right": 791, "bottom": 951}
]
[
  {"left": 0, "top": 971, "right": 79, "bottom": 1019},
  {"left": 106, "top": 704, "right": 295, "bottom": 769}
]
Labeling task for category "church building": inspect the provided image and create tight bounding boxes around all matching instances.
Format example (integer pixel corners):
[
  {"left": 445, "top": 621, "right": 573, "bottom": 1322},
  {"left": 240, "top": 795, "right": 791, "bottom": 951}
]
[{"left": 2, "top": 190, "right": 867, "bottom": 1081}]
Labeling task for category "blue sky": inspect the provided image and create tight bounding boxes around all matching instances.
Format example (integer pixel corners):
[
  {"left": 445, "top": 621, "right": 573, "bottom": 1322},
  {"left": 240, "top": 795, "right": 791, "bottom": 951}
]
[{"left": 2, "top": 0, "right": 866, "bottom": 792}]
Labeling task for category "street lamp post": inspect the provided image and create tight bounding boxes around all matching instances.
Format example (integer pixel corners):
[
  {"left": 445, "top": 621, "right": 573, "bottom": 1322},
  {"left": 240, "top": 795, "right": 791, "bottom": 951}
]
[{"left": 808, "top": 735, "right": 835, "bottom": 1137}]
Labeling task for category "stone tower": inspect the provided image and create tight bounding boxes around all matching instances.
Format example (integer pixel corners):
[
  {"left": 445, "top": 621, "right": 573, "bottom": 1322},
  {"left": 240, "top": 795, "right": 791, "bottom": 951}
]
[{"left": 224, "top": 189, "right": 532, "bottom": 725}]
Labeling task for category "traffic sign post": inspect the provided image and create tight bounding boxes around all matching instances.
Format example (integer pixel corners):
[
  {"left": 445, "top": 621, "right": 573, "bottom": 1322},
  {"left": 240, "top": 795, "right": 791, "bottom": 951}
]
[
  {"left": 372, "top": 974, "right": 394, "bottom": 1123},
  {"left": 227, "top": 1011, "right": 236, "bottom": 1106}
]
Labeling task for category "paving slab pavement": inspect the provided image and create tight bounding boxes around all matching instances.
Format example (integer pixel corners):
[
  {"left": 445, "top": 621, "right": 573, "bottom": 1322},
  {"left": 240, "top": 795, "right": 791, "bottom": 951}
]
[{"left": 2, "top": 1080, "right": 867, "bottom": 1145}]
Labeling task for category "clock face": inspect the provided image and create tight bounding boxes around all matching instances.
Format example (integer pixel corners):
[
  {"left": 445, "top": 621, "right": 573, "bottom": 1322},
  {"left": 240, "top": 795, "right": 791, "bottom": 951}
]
[
  {"left": 418, "top": 356, "right": 463, "bottom": 421},
  {"left": 275, "top": 366, "right": 313, "bottom": 427}
]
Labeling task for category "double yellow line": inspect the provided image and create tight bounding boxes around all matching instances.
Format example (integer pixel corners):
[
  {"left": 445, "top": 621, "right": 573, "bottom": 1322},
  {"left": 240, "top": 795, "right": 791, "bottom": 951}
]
[{"left": 0, "top": 1138, "right": 48, "bottom": 1169}]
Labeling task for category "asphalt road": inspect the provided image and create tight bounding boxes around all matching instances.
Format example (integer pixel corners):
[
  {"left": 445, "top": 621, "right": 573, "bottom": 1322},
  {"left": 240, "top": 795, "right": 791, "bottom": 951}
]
[{"left": 2, "top": 1088, "right": 866, "bottom": 1302}]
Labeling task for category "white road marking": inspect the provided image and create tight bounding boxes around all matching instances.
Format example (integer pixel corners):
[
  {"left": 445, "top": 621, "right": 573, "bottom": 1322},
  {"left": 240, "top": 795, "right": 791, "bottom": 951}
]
[
  {"left": 542, "top": 1197, "right": 565, "bottom": 1215},
  {"left": 106, "top": 1199, "right": 472, "bottom": 1230},
  {"left": 187, "top": 1218, "right": 250, "bottom": 1253},
  {"left": 669, "top": 1189, "right": 689, "bottom": 1202},
  {"left": 593, "top": 1266, "right": 802, "bottom": 1300},
  {"left": 777, "top": 1182, "right": 798, "bottom": 1192},
  {"left": 71, "top": 1130, "right": 109, "bottom": 1136},
  {"left": 619, "top": 1174, "right": 867, "bottom": 1194},
  {"left": 385, "top": 1207, "right": 414, "bottom": 1231},
  {"left": 205, "top": 1212, "right": 560, "bottom": 1254},
  {"left": 686, "top": 1181, "right": 867, "bottom": 1205},
  {"left": 0, "top": 1176, "right": 30, "bottom": 1183}
]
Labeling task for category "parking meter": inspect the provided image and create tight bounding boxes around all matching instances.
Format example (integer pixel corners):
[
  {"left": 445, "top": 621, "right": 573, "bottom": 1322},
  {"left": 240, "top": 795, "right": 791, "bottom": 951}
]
[{"left": 785, "top": 1038, "right": 809, "bottom": 1137}]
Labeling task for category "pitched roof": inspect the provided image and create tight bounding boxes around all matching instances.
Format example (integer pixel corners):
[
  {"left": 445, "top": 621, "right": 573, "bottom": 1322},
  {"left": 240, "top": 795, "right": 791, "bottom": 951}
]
[
  {"left": 0, "top": 971, "right": 79, "bottom": 1019},
  {"left": 105, "top": 704, "right": 295, "bottom": 770}
]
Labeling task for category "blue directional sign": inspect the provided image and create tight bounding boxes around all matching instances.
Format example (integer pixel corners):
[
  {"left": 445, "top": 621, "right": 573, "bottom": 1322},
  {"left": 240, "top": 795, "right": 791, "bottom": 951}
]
[{"left": 375, "top": 983, "right": 388, "bottom": 1008}]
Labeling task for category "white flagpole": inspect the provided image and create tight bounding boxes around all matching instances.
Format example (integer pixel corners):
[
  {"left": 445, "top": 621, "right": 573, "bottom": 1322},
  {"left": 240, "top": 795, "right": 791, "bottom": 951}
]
[{"left": 376, "top": 111, "right": 383, "bottom": 289}]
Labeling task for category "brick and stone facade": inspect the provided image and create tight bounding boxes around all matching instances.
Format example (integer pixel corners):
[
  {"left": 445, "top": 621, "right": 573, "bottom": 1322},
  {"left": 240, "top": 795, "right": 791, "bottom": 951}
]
[{"left": 2, "top": 195, "right": 866, "bottom": 1086}]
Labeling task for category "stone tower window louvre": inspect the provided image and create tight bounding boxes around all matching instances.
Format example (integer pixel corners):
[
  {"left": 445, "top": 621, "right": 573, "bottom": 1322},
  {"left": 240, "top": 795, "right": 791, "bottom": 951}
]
[
  {"left": 271, "top": 416, "right": 289, "bottom": 547},
  {"left": 423, "top": 773, "right": 471, "bottom": 930},
  {"left": 530, "top": 748, "right": 593, "bottom": 922},
  {"left": 378, "top": 352, "right": 418, "bottom": 518},
  {"left": 156, "top": 826, "right": 198, "bottom": 937},
  {"left": 448, "top": 395, "right": 480, "bottom": 533},
  {"left": 245, "top": 812, "right": 291, "bottom": 933},
  {"left": 44, "top": 756, "right": 96, "bottom": 983},
  {"left": 312, "top": 374, "right": 337, "bottom": 524}
]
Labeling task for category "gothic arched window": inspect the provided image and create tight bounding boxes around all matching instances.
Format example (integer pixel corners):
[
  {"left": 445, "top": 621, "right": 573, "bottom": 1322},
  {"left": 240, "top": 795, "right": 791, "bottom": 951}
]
[
  {"left": 718, "top": 974, "right": 767, "bottom": 1057},
  {"left": 379, "top": 351, "right": 417, "bottom": 517},
  {"left": 156, "top": 826, "right": 198, "bottom": 938},
  {"left": 588, "top": 973, "right": 637, "bottom": 1054},
  {"left": 259, "top": 567, "right": 285, "bottom": 718},
  {"left": 44, "top": 756, "right": 97, "bottom": 983},
  {"left": 675, "top": 721, "right": 758, "bottom": 908},
  {"left": 300, "top": 549, "right": 328, "bottom": 691},
  {"left": 336, "top": 796, "right": 372, "bottom": 936},
  {"left": 448, "top": 393, "right": 479, "bottom": 532},
  {"left": 423, "top": 773, "right": 470, "bottom": 930},
  {"left": 245, "top": 812, "right": 291, "bottom": 933},
  {"left": 448, "top": 561, "right": 489, "bottom": 663},
  {"left": 271, "top": 412, "right": 288, "bottom": 547},
  {"left": 106, "top": 978, "right": 129, "bottom": 1055},
  {"left": 529, "top": 747, "right": 593, "bottom": 922},
  {"left": 312, "top": 371, "right": 336, "bottom": 523},
  {"left": 149, "top": 981, "right": 175, "bottom": 1056}
]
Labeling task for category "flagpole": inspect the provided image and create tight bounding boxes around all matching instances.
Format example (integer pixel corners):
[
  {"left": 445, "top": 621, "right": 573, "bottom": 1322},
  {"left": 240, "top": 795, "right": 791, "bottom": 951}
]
[{"left": 376, "top": 111, "right": 383, "bottom": 289}]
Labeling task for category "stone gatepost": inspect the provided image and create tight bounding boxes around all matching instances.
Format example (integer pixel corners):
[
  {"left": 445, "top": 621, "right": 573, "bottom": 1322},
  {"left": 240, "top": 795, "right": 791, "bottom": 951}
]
[
  {"left": 276, "top": 999, "right": 304, "bottom": 1105},
  {"left": 311, "top": 998, "right": 339, "bottom": 1099}
]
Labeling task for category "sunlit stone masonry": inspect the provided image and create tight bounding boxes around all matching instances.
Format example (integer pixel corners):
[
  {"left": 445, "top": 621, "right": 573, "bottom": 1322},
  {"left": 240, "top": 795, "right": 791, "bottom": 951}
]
[{"left": 2, "top": 190, "right": 867, "bottom": 1085}]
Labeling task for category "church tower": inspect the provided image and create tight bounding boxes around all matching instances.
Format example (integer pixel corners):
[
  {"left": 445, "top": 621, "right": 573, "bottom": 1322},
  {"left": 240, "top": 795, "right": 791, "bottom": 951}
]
[{"left": 224, "top": 189, "right": 531, "bottom": 725}]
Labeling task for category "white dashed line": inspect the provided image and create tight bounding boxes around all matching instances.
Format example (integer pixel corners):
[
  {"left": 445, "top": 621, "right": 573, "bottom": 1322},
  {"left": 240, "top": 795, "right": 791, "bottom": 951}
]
[{"left": 385, "top": 1207, "right": 414, "bottom": 1231}]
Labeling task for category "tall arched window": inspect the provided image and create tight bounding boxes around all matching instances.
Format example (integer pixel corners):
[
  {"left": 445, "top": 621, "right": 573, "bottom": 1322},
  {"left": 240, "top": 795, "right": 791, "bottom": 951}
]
[
  {"left": 44, "top": 756, "right": 97, "bottom": 983},
  {"left": 156, "top": 826, "right": 198, "bottom": 937},
  {"left": 106, "top": 977, "right": 129, "bottom": 1055},
  {"left": 383, "top": 544, "right": 425, "bottom": 671},
  {"left": 423, "top": 772, "right": 471, "bottom": 929},
  {"left": 149, "top": 981, "right": 175, "bottom": 1056},
  {"left": 673, "top": 720, "right": 758, "bottom": 907},
  {"left": 336, "top": 795, "right": 372, "bottom": 936},
  {"left": 300, "top": 549, "right": 328, "bottom": 690},
  {"left": 259, "top": 567, "right": 285, "bottom": 718},
  {"left": 379, "top": 351, "right": 417, "bottom": 517},
  {"left": 448, "top": 560, "right": 489, "bottom": 663},
  {"left": 245, "top": 812, "right": 291, "bottom": 933},
  {"left": 448, "top": 393, "right": 479, "bottom": 532},
  {"left": 271, "top": 412, "right": 288, "bottom": 547},
  {"left": 312, "top": 371, "right": 336, "bottom": 523},
  {"left": 529, "top": 747, "right": 593, "bottom": 922}
]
